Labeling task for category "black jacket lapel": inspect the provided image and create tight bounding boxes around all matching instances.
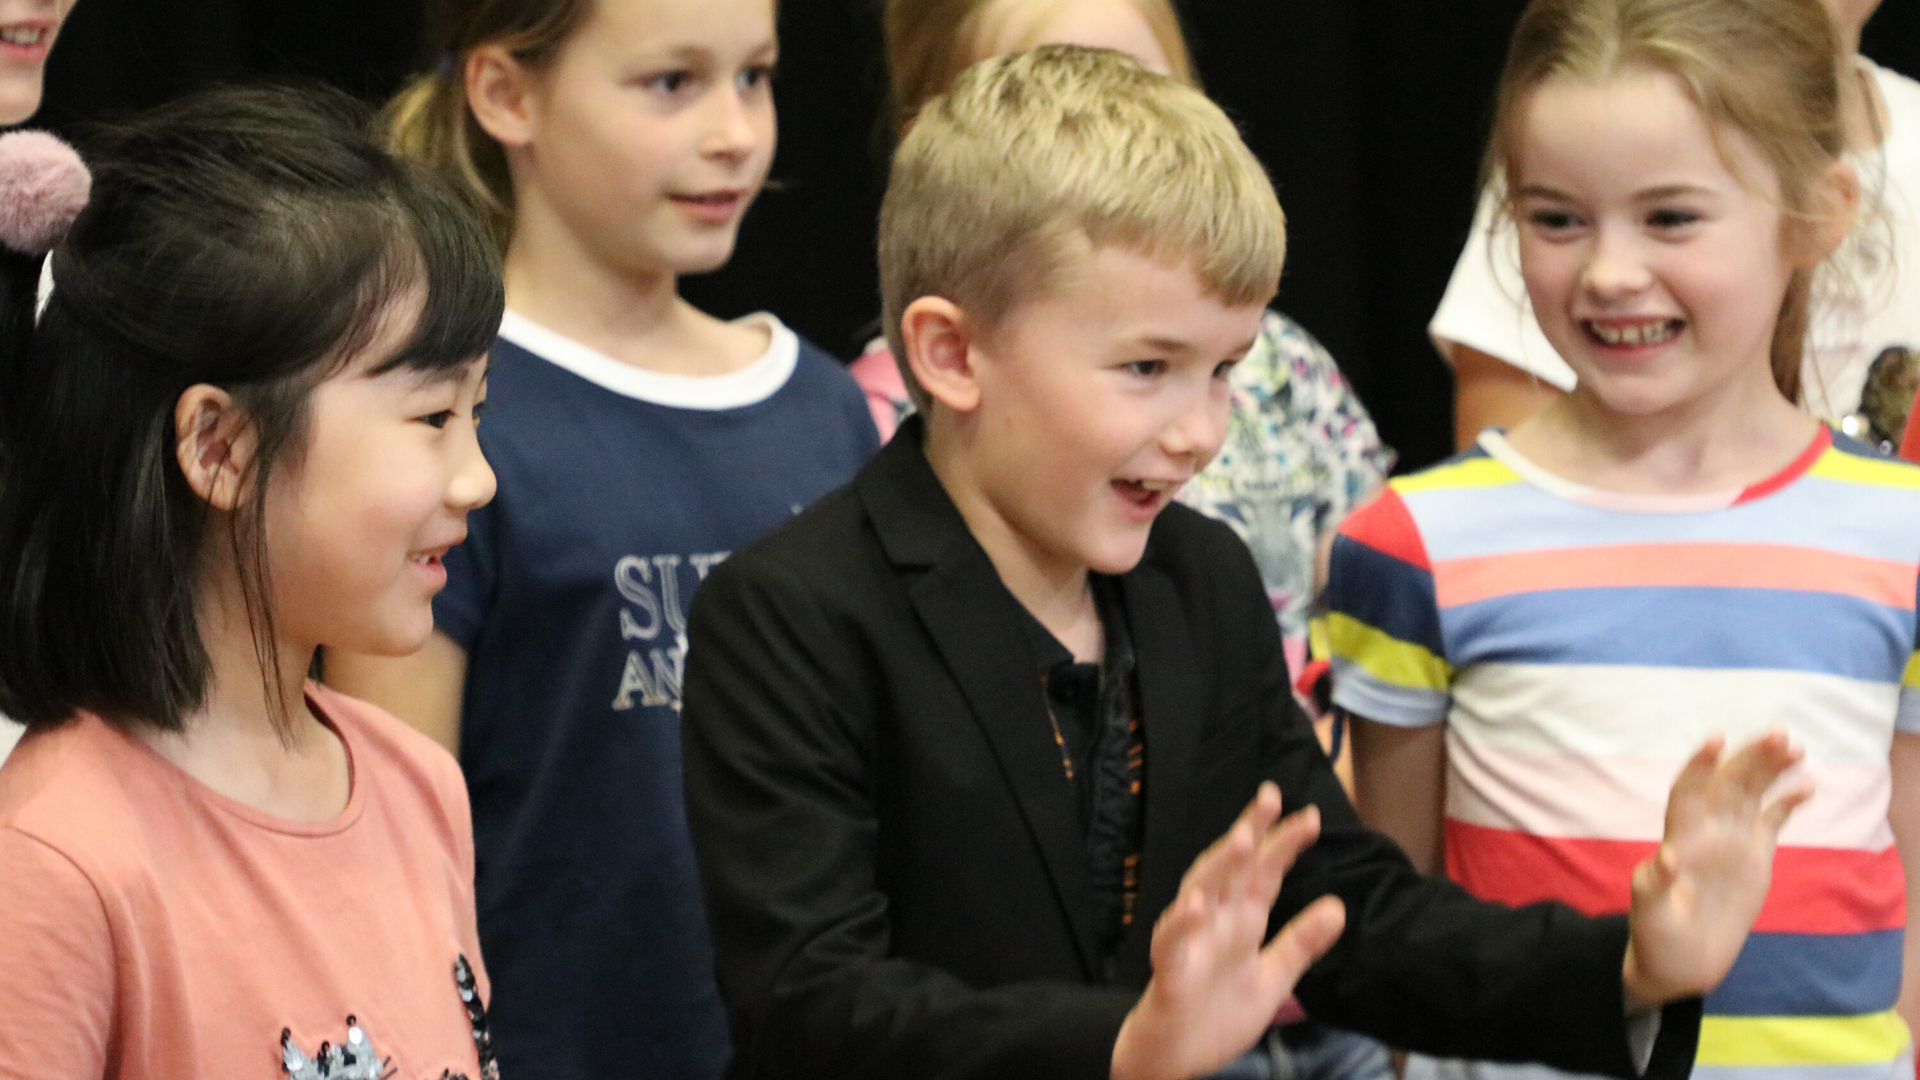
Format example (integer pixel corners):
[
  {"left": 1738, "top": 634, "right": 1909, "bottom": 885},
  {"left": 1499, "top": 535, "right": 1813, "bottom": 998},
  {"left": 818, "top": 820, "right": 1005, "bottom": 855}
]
[
  {"left": 1113, "top": 554, "right": 1201, "bottom": 982},
  {"left": 857, "top": 421, "right": 1105, "bottom": 978}
]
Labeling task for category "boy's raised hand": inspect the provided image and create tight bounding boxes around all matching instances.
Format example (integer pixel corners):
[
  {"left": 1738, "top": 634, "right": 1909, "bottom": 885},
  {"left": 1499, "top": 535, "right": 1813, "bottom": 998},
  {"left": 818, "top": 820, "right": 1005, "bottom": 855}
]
[
  {"left": 1622, "top": 730, "right": 1810, "bottom": 1009},
  {"left": 1111, "top": 783, "right": 1347, "bottom": 1080}
]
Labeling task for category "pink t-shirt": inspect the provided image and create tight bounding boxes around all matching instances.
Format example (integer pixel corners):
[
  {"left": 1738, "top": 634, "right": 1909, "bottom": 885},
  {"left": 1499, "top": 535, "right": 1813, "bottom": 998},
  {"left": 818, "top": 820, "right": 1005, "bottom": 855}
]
[{"left": 0, "top": 683, "right": 494, "bottom": 1080}]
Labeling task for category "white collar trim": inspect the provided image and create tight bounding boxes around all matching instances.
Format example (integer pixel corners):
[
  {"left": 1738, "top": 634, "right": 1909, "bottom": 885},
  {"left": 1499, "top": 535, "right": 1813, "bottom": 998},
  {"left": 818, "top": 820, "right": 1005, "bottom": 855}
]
[{"left": 498, "top": 309, "right": 800, "bottom": 410}]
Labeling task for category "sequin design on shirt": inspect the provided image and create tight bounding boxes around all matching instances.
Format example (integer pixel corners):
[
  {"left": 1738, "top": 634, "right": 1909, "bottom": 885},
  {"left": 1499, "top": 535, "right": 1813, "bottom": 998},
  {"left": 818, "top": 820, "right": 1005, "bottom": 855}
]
[
  {"left": 281, "top": 1017, "right": 392, "bottom": 1080},
  {"left": 454, "top": 954, "right": 500, "bottom": 1080},
  {"left": 276, "top": 956, "right": 498, "bottom": 1080}
]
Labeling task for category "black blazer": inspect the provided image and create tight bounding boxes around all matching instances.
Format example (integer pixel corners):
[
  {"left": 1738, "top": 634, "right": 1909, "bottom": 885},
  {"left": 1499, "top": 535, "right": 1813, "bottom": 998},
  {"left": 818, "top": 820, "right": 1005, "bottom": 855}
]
[{"left": 682, "top": 420, "right": 1700, "bottom": 1080}]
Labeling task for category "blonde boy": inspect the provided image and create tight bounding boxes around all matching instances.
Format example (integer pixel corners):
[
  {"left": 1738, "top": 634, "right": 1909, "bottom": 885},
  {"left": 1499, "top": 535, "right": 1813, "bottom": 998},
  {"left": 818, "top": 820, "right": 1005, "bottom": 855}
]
[{"left": 682, "top": 45, "right": 1802, "bottom": 1080}]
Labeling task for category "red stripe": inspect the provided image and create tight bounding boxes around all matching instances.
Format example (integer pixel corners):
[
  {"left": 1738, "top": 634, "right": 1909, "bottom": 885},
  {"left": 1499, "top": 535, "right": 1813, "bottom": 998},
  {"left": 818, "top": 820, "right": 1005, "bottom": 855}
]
[
  {"left": 1736, "top": 426, "right": 1830, "bottom": 503},
  {"left": 1444, "top": 819, "right": 1905, "bottom": 934},
  {"left": 1432, "top": 542, "right": 1914, "bottom": 609},
  {"left": 1340, "top": 488, "right": 1431, "bottom": 571}
]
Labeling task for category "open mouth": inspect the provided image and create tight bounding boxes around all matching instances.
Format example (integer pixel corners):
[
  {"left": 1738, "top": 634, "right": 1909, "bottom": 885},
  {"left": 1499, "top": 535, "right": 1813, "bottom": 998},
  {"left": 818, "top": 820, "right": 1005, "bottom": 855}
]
[
  {"left": 1112, "top": 478, "right": 1180, "bottom": 514},
  {"left": 671, "top": 191, "right": 746, "bottom": 221},
  {"left": 0, "top": 26, "right": 46, "bottom": 48},
  {"left": 409, "top": 547, "right": 449, "bottom": 572},
  {"left": 1584, "top": 318, "right": 1682, "bottom": 348}
]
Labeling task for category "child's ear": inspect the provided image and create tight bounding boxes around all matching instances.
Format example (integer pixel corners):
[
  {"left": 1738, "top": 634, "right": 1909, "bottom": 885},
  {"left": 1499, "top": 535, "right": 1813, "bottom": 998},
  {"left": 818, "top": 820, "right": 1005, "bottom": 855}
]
[
  {"left": 174, "top": 385, "right": 258, "bottom": 513},
  {"left": 1796, "top": 159, "right": 1860, "bottom": 268},
  {"left": 901, "top": 297, "right": 982, "bottom": 414},
  {"left": 465, "top": 45, "right": 539, "bottom": 149}
]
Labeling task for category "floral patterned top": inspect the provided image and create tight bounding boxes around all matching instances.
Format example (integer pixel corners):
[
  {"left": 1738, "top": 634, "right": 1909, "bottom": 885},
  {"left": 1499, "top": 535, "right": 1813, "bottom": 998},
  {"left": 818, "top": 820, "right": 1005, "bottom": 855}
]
[{"left": 849, "top": 309, "right": 1394, "bottom": 665}]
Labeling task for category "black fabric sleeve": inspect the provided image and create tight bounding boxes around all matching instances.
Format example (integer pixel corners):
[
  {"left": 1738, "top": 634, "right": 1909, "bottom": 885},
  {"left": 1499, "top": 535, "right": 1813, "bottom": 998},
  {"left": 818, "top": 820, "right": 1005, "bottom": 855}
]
[
  {"left": 682, "top": 552, "right": 1135, "bottom": 1080},
  {"left": 1192, "top": 518, "right": 1703, "bottom": 1079}
]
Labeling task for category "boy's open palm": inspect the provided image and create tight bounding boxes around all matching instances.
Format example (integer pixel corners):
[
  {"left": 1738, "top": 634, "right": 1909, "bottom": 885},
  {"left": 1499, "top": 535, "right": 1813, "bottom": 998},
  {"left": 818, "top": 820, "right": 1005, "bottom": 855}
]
[
  {"left": 1110, "top": 783, "right": 1346, "bottom": 1080},
  {"left": 1623, "top": 731, "right": 1809, "bottom": 1008}
]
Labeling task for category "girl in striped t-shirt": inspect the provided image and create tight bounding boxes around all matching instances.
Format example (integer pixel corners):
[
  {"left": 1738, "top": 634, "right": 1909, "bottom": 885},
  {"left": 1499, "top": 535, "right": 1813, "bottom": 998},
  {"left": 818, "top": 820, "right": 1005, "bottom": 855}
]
[{"left": 1328, "top": 1, "right": 1920, "bottom": 1079}]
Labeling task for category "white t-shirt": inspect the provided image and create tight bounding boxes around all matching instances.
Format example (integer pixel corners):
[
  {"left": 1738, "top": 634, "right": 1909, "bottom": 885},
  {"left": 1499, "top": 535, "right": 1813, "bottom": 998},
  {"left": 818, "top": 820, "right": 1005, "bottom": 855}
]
[{"left": 1430, "top": 58, "right": 1920, "bottom": 426}]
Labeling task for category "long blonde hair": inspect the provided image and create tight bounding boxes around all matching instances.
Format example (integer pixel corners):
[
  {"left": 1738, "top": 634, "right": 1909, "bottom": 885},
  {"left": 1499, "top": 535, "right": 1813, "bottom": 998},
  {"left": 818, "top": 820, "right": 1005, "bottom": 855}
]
[
  {"left": 382, "top": 0, "right": 597, "bottom": 250},
  {"left": 884, "top": 0, "right": 1194, "bottom": 128},
  {"left": 1486, "top": 0, "right": 1848, "bottom": 401}
]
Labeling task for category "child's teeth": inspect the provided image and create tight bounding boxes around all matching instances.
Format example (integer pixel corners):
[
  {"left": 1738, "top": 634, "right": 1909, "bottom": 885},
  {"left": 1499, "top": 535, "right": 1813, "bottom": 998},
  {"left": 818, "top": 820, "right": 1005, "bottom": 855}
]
[
  {"left": 1593, "top": 319, "right": 1675, "bottom": 346},
  {"left": 0, "top": 28, "right": 43, "bottom": 45}
]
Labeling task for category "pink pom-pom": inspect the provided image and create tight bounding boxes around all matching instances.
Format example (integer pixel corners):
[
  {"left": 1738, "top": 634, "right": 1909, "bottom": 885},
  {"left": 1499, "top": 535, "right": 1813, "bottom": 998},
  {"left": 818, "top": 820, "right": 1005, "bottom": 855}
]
[{"left": 0, "top": 130, "right": 89, "bottom": 254}]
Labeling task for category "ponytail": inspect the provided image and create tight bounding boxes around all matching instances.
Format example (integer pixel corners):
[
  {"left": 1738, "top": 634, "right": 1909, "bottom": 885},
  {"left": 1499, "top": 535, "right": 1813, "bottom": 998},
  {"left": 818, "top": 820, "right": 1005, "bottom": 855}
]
[
  {"left": 383, "top": 0, "right": 599, "bottom": 254},
  {"left": 0, "top": 130, "right": 91, "bottom": 451},
  {"left": 383, "top": 68, "right": 516, "bottom": 252}
]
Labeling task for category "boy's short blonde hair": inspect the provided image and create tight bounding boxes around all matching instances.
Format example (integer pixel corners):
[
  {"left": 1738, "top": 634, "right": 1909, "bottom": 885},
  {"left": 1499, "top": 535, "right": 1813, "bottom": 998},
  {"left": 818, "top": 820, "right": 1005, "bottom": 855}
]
[{"left": 878, "top": 45, "right": 1285, "bottom": 414}]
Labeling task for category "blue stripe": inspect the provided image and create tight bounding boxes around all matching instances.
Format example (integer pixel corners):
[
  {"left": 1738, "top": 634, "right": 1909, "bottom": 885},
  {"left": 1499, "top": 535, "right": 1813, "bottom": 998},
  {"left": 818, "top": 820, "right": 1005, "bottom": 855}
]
[
  {"left": 1327, "top": 534, "right": 1446, "bottom": 657},
  {"left": 1328, "top": 660, "right": 1450, "bottom": 726},
  {"left": 1401, "top": 476, "right": 1920, "bottom": 565},
  {"left": 1899, "top": 690, "right": 1920, "bottom": 735},
  {"left": 1440, "top": 587, "right": 1912, "bottom": 678},
  {"left": 1706, "top": 929, "right": 1903, "bottom": 1017}
]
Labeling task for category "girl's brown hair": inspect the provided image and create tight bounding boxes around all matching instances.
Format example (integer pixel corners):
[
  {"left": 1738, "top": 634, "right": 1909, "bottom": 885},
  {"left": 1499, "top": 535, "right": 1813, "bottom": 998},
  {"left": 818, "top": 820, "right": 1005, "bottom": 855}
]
[
  {"left": 1486, "top": 0, "right": 1847, "bottom": 401},
  {"left": 885, "top": 0, "right": 1193, "bottom": 128},
  {"left": 383, "top": 0, "right": 597, "bottom": 250}
]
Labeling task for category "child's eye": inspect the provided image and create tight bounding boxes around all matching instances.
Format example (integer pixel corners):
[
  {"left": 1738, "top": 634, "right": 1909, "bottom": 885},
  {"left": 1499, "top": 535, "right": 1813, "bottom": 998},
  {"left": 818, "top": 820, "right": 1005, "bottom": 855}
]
[
  {"left": 1213, "top": 358, "right": 1240, "bottom": 380},
  {"left": 419, "top": 410, "right": 457, "bottom": 430},
  {"left": 1527, "top": 209, "right": 1581, "bottom": 232},
  {"left": 1123, "top": 359, "right": 1167, "bottom": 378},
  {"left": 738, "top": 64, "right": 775, "bottom": 92},
  {"left": 1647, "top": 207, "right": 1701, "bottom": 229},
  {"left": 646, "top": 70, "right": 694, "bottom": 95}
]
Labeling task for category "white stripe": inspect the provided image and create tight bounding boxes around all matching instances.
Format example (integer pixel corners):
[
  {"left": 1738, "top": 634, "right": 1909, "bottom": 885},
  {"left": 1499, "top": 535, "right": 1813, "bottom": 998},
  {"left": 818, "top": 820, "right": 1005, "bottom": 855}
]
[
  {"left": 497, "top": 309, "right": 800, "bottom": 410},
  {"left": 1402, "top": 476, "right": 1920, "bottom": 567},
  {"left": 1449, "top": 663, "right": 1898, "bottom": 766},
  {"left": 1445, "top": 739, "right": 1892, "bottom": 848}
]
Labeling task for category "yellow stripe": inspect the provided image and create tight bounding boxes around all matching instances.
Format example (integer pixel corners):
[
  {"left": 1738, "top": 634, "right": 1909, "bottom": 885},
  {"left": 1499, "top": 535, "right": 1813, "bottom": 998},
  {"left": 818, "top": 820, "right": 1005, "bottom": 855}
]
[
  {"left": 1904, "top": 652, "right": 1920, "bottom": 690},
  {"left": 1809, "top": 449, "right": 1920, "bottom": 490},
  {"left": 1324, "top": 612, "right": 1452, "bottom": 693},
  {"left": 1697, "top": 1011, "right": 1910, "bottom": 1067},
  {"left": 1392, "top": 456, "right": 1521, "bottom": 495},
  {"left": 1308, "top": 615, "right": 1331, "bottom": 663}
]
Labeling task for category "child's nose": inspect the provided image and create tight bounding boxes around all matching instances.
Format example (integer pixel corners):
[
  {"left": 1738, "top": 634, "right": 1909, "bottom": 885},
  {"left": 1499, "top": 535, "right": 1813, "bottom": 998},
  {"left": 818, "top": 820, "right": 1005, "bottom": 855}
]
[
  {"left": 1161, "top": 391, "right": 1229, "bottom": 465},
  {"left": 1581, "top": 229, "right": 1654, "bottom": 298},
  {"left": 700, "top": 87, "right": 761, "bottom": 162},
  {"left": 449, "top": 431, "right": 496, "bottom": 512}
]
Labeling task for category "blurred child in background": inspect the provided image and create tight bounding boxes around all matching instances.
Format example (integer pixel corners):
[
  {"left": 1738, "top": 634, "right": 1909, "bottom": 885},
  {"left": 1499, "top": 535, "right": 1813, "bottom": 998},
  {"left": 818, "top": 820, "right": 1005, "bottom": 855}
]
[{"left": 326, "top": 1, "right": 878, "bottom": 1077}]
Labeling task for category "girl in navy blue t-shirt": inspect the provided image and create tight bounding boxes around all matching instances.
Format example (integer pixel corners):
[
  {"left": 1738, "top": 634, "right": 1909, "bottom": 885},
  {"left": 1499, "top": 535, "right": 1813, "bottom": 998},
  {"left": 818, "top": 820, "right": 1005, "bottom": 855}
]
[{"left": 327, "top": 3, "right": 878, "bottom": 1079}]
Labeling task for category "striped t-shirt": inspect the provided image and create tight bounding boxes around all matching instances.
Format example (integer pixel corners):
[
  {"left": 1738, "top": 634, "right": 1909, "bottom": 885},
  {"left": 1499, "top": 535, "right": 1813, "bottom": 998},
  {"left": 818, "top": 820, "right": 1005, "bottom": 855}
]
[{"left": 1327, "top": 427, "right": 1920, "bottom": 1080}]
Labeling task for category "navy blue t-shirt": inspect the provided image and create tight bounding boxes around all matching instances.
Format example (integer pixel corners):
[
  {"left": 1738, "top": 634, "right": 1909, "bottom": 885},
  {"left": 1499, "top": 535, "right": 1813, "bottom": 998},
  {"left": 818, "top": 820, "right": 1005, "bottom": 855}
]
[{"left": 436, "top": 313, "right": 879, "bottom": 1080}]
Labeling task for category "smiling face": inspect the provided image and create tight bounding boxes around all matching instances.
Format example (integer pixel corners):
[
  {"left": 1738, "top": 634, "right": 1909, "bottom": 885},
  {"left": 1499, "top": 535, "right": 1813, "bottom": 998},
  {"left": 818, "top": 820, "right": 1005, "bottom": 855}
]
[
  {"left": 1513, "top": 68, "right": 1804, "bottom": 420},
  {"left": 941, "top": 243, "right": 1263, "bottom": 586},
  {"left": 512, "top": 0, "right": 777, "bottom": 277},
  {"left": 264, "top": 300, "right": 495, "bottom": 659},
  {"left": 0, "top": 0, "right": 73, "bottom": 124}
]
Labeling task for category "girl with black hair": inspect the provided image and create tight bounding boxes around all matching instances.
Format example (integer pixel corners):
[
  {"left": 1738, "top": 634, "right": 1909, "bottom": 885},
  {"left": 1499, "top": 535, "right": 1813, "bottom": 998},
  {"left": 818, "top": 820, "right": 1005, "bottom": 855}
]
[{"left": 0, "top": 84, "right": 506, "bottom": 1080}]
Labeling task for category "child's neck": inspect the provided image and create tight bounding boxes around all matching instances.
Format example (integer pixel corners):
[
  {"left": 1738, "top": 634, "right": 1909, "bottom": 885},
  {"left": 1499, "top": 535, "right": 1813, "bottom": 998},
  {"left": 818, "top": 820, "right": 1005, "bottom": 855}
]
[
  {"left": 136, "top": 568, "right": 347, "bottom": 823},
  {"left": 502, "top": 203, "right": 770, "bottom": 379},
  {"left": 1505, "top": 374, "right": 1817, "bottom": 497},
  {"left": 925, "top": 424, "right": 1105, "bottom": 662}
]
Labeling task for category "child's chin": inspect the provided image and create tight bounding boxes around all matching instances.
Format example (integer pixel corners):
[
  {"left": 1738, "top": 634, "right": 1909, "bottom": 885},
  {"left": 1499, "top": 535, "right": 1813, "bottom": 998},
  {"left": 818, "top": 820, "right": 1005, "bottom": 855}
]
[{"left": 1083, "top": 536, "right": 1153, "bottom": 576}]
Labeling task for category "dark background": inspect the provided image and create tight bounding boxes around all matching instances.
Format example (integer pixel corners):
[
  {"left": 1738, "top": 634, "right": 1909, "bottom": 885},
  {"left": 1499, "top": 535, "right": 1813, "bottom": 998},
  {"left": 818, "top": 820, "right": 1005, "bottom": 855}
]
[{"left": 32, "top": 1, "right": 1920, "bottom": 471}]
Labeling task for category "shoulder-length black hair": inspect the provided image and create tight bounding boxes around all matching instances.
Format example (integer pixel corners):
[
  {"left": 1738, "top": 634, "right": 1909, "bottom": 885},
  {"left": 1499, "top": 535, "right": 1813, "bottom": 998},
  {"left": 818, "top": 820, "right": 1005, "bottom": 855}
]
[{"left": 0, "top": 84, "right": 503, "bottom": 734}]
